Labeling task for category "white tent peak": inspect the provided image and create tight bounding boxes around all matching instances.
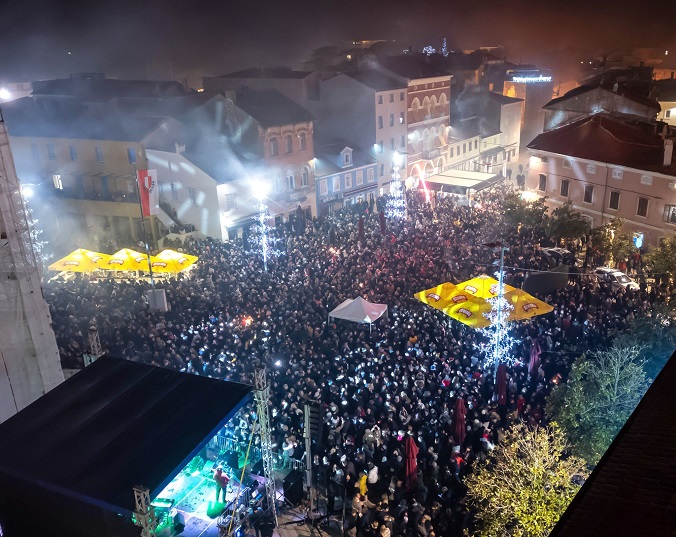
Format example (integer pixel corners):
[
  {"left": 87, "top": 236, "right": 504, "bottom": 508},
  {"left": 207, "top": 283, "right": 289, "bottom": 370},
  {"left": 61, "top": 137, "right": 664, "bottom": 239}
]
[{"left": 329, "top": 296, "right": 388, "bottom": 324}]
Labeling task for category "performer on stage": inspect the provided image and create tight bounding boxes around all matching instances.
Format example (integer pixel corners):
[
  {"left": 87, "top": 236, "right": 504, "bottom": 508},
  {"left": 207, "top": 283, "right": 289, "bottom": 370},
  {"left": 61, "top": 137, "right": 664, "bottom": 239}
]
[{"left": 213, "top": 464, "right": 230, "bottom": 502}]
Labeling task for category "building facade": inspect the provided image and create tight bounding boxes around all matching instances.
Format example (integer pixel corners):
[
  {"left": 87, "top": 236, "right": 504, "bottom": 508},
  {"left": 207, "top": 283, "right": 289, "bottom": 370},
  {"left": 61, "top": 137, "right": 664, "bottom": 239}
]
[
  {"left": 526, "top": 114, "right": 676, "bottom": 245},
  {"left": 503, "top": 69, "right": 554, "bottom": 146}
]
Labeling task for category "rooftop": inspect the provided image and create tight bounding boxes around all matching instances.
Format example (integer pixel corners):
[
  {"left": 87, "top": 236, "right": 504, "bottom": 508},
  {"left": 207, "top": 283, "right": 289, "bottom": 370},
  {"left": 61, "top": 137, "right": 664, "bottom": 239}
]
[
  {"left": 550, "top": 350, "right": 676, "bottom": 536},
  {"left": 236, "top": 88, "right": 314, "bottom": 128},
  {"left": 217, "top": 67, "right": 313, "bottom": 80},
  {"left": 545, "top": 84, "right": 660, "bottom": 110},
  {"left": 379, "top": 54, "right": 453, "bottom": 80},
  {"left": 344, "top": 71, "right": 408, "bottom": 91},
  {"left": 527, "top": 113, "right": 669, "bottom": 172},
  {"left": 314, "top": 143, "right": 377, "bottom": 176},
  {"left": 2, "top": 96, "right": 170, "bottom": 141}
]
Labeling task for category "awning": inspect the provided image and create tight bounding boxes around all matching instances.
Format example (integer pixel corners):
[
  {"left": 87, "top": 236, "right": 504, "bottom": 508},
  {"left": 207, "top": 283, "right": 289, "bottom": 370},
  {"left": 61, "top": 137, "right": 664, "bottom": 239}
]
[{"left": 422, "top": 169, "right": 501, "bottom": 194}]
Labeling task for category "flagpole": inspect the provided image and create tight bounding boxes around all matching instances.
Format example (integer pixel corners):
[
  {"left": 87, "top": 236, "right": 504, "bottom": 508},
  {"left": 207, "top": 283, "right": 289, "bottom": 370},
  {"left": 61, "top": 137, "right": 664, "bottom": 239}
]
[{"left": 133, "top": 161, "right": 156, "bottom": 290}]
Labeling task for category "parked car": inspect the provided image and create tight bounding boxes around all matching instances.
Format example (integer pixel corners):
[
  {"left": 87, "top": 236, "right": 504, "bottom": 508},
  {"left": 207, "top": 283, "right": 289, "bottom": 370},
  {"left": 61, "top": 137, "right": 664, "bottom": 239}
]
[
  {"left": 594, "top": 267, "right": 640, "bottom": 291},
  {"left": 541, "top": 247, "right": 581, "bottom": 267}
]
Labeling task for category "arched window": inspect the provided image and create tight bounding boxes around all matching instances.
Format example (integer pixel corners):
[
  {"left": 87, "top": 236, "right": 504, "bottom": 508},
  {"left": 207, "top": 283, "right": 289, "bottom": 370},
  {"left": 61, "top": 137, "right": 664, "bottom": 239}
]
[
  {"left": 286, "top": 170, "right": 295, "bottom": 190},
  {"left": 284, "top": 134, "right": 293, "bottom": 154},
  {"left": 270, "top": 137, "right": 278, "bottom": 157},
  {"left": 301, "top": 167, "right": 309, "bottom": 187},
  {"left": 299, "top": 132, "right": 307, "bottom": 151}
]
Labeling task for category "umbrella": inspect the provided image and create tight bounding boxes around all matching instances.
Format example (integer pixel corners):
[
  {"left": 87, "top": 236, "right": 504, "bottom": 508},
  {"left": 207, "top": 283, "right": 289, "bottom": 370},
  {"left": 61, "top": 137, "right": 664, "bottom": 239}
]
[
  {"left": 456, "top": 274, "right": 517, "bottom": 299},
  {"left": 404, "top": 434, "right": 419, "bottom": 491},
  {"left": 497, "top": 364, "right": 507, "bottom": 406},
  {"left": 454, "top": 397, "right": 466, "bottom": 446},
  {"left": 150, "top": 249, "right": 199, "bottom": 273},
  {"left": 105, "top": 248, "right": 151, "bottom": 271},
  {"left": 48, "top": 248, "right": 111, "bottom": 273},
  {"left": 503, "top": 289, "right": 554, "bottom": 322},
  {"left": 414, "top": 282, "right": 493, "bottom": 328}
]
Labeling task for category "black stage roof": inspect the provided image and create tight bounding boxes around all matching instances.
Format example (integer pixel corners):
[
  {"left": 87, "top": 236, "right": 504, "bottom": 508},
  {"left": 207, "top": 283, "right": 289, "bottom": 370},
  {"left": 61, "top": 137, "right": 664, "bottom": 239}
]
[{"left": 0, "top": 356, "right": 251, "bottom": 515}]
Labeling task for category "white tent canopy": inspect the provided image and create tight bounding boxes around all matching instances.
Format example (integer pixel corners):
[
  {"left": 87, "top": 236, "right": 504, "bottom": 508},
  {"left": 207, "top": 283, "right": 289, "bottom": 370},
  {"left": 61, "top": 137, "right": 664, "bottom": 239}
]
[{"left": 328, "top": 297, "right": 388, "bottom": 325}]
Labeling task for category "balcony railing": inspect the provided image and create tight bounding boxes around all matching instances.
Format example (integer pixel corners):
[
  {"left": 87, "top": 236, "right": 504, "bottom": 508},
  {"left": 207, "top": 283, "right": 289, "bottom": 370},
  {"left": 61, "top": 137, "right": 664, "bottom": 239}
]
[
  {"left": 421, "top": 148, "right": 441, "bottom": 160},
  {"left": 52, "top": 187, "right": 139, "bottom": 204}
]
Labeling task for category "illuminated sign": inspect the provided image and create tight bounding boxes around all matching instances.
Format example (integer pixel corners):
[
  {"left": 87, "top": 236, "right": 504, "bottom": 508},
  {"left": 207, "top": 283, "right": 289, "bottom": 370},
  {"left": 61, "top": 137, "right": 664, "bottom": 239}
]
[{"left": 511, "top": 75, "right": 552, "bottom": 83}]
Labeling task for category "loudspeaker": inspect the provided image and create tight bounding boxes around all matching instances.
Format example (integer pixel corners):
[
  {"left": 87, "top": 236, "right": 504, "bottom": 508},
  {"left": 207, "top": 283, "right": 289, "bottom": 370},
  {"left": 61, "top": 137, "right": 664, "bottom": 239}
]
[
  {"left": 250, "top": 459, "right": 264, "bottom": 477},
  {"left": 173, "top": 512, "right": 185, "bottom": 533},
  {"left": 283, "top": 470, "right": 304, "bottom": 506}
]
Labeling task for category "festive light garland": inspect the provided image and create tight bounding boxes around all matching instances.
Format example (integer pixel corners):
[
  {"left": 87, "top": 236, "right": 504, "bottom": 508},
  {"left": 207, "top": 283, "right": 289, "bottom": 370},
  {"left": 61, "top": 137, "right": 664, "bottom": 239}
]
[
  {"left": 386, "top": 159, "right": 406, "bottom": 220},
  {"left": 248, "top": 199, "right": 282, "bottom": 271}
]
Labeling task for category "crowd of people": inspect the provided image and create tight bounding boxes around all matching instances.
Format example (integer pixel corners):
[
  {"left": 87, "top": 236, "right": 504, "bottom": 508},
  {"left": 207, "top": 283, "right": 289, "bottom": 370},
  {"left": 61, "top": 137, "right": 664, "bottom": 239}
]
[{"left": 44, "top": 185, "right": 674, "bottom": 536}]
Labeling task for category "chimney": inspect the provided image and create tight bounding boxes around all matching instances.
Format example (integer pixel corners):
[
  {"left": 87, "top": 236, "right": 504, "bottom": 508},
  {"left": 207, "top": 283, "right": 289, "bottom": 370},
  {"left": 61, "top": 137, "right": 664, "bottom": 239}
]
[{"left": 665, "top": 139, "right": 674, "bottom": 166}]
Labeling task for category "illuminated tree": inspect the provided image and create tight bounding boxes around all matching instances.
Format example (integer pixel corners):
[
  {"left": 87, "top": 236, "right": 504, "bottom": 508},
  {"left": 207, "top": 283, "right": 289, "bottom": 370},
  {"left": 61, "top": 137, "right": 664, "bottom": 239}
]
[
  {"left": 546, "top": 342, "right": 650, "bottom": 465},
  {"left": 441, "top": 38, "right": 449, "bottom": 57},
  {"left": 502, "top": 190, "right": 548, "bottom": 230},
  {"left": 466, "top": 422, "right": 587, "bottom": 537}
]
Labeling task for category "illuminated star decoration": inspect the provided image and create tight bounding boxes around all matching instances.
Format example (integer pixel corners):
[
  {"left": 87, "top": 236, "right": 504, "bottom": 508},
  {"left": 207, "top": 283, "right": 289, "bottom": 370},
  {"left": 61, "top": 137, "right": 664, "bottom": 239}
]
[
  {"left": 386, "top": 152, "right": 406, "bottom": 220},
  {"left": 248, "top": 197, "right": 282, "bottom": 272}
]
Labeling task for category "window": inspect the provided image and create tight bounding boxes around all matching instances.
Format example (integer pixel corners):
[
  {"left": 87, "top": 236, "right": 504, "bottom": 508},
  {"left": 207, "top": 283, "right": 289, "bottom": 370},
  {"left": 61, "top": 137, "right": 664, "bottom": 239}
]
[
  {"left": 400, "top": 91, "right": 405, "bottom": 101},
  {"left": 378, "top": 95, "right": 383, "bottom": 104},
  {"left": 538, "top": 174, "right": 547, "bottom": 192},
  {"left": 75, "top": 174, "right": 85, "bottom": 197},
  {"left": 462, "top": 143, "right": 466, "bottom": 154},
  {"left": 284, "top": 135, "right": 293, "bottom": 154},
  {"left": 301, "top": 168, "right": 309, "bottom": 187},
  {"left": 100, "top": 175, "right": 109, "bottom": 195},
  {"left": 367, "top": 168, "right": 374, "bottom": 182},
  {"left": 319, "top": 180, "right": 328, "bottom": 196},
  {"left": 664, "top": 204, "right": 676, "bottom": 224},
  {"left": 611, "top": 169, "right": 623, "bottom": 180},
  {"left": 270, "top": 137, "right": 278, "bottom": 157},
  {"left": 378, "top": 141, "right": 383, "bottom": 154},
  {"left": 332, "top": 176, "right": 340, "bottom": 192},
  {"left": 299, "top": 132, "right": 307, "bottom": 151},
  {"left": 379, "top": 164, "right": 384, "bottom": 177},
  {"left": 224, "top": 193, "right": 236, "bottom": 211},
  {"left": 389, "top": 93, "right": 394, "bottom": 103},
  {"left": 583, "top": 185, "right": 594, "bottom": 203},
  {"left": 563, "top": 159, "right": 572, "bottom": 168},
  {"left": 47, "top": 144, "right": 56, "bottom": 160},
  {"left": 356, "top": 171, "right": 364, "bottom": 185},
  {"left": 560, "top": 179, "right": 569, "bottom": 197},
  {"left": 171, "top": 183, "right": 178, "bottom": 201},
  {"left": 637, "top": 197, "right": 648, "bottom": 217},
  {"left": 450, "top": 147, "right": 454, "bottom": 158},
  {"left": 286, "top": 171, "right": 295, "bottom": 190},
  {"left": 188, "top": 187, "right": 198, "bottom": 206},
  {"left": 52, "top": 174, "right": 63, "bottom": 190},
  {"left": 158, "top": 181, "right": 166, "bottom": 200},
  {"left": 609, "top": 191, "right": 620, "bottom": 210},
  {"left": 127, "top": 147, "right": 136, "bottom": 164},
  {"left": 31, "top": 143, "right": 39, "bottom": 160},
  {"left": 69, "top": 145, "right": 78, "bottom": 161},
  {"left": 640, "top": 175, "right": 653, "bottom": 186},
  {"left": 390, "top": 138, "right": 395, "bottom": 150},
  {"left": 345, "top": 173, "right": 352, "bottom": 189},
  {"left": 666, "top": 110, "right": 672, "bottom": 118},
  {"left": 540, "top": 156, "right": 548, "bottom": 163},
  {"left": 378, "top": 116, "right": 383, "bottom": 129},
  {"left": 400, "top": 112, "right": 405, "bottom": 124},
  {"left": 586, "top": 164, "right": 596, "bottom": 174},
  {"left": 95, "top": 146, "right": 104, "bottom": 163},
  {"left": 474, "top": 140, "right": 478, "bottom": 150},
  {"left": 401, "top": 135, "right": 405, "bottom": 147},
  {"left": 343, "top": 151, "right": 352, "bottom": 166},
  {"left": 389, "top": 114, "right": 394, "bottom": 127}
]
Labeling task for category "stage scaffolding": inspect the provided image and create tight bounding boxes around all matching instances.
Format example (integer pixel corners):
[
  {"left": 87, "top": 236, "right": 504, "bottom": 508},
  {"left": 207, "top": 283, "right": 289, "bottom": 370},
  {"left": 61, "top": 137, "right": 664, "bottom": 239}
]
[{"left": 254, "top": 367, "right": 278, "bottom": 528}]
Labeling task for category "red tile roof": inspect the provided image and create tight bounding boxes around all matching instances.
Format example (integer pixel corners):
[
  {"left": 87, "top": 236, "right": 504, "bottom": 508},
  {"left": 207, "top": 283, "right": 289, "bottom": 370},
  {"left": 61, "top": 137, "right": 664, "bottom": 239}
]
[{"left": 527, "top": 113, "right": 665, "bottom": 169}]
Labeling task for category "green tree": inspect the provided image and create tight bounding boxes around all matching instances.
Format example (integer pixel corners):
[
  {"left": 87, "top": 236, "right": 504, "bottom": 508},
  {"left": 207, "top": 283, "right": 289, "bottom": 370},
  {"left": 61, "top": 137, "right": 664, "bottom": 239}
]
[
  {"left": 546, "top": 201, "right": 590, "bottom": 243},
  {"left": 546, "top": 342, "right": 650, "bottom": 465},
  {"left": 466, "top": 422, "right": 587, "bottom": 537},
  {"left": 645, "top": 232, "right": 676, "bottom": 279},
  {"left": 502, "top": 190, "right": 548, "bottom": 229},
  {"left": 608, "top": 231, "right": 637, "bottom": 266}
]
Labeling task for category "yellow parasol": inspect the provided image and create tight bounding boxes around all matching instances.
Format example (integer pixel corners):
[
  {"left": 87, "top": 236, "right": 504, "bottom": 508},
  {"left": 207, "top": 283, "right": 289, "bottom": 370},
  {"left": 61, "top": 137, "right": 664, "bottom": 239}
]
[
  {"left": 48, "top": 248, "right": 111, "bottom": 272},
  {"left": 503, "top": 289, "right": 554, "bottom": 322},
  {"left": 149, "top": 249, "right": 198, "bottom": 273},
  {"left": 456, "top": 274, "right": 517, "bottom": 299},
  {"left": 414, "top": 282, "right": 493, "bottom": 328},
  {"left": 104, "top": 248, "right": 151, "bottom": 271}
]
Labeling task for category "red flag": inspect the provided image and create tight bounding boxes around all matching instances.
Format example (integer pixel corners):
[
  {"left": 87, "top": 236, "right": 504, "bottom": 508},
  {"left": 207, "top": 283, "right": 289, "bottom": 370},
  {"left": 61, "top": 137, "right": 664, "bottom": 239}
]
[{"left": 137, "top": 169, "right": 158, "bottom": 217}]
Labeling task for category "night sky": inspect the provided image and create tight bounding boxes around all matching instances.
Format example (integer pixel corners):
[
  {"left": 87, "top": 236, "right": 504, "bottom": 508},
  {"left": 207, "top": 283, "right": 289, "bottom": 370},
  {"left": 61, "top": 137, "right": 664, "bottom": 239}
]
[{"left": 0, "top": 0, "right": 674, "bottom": 85}]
